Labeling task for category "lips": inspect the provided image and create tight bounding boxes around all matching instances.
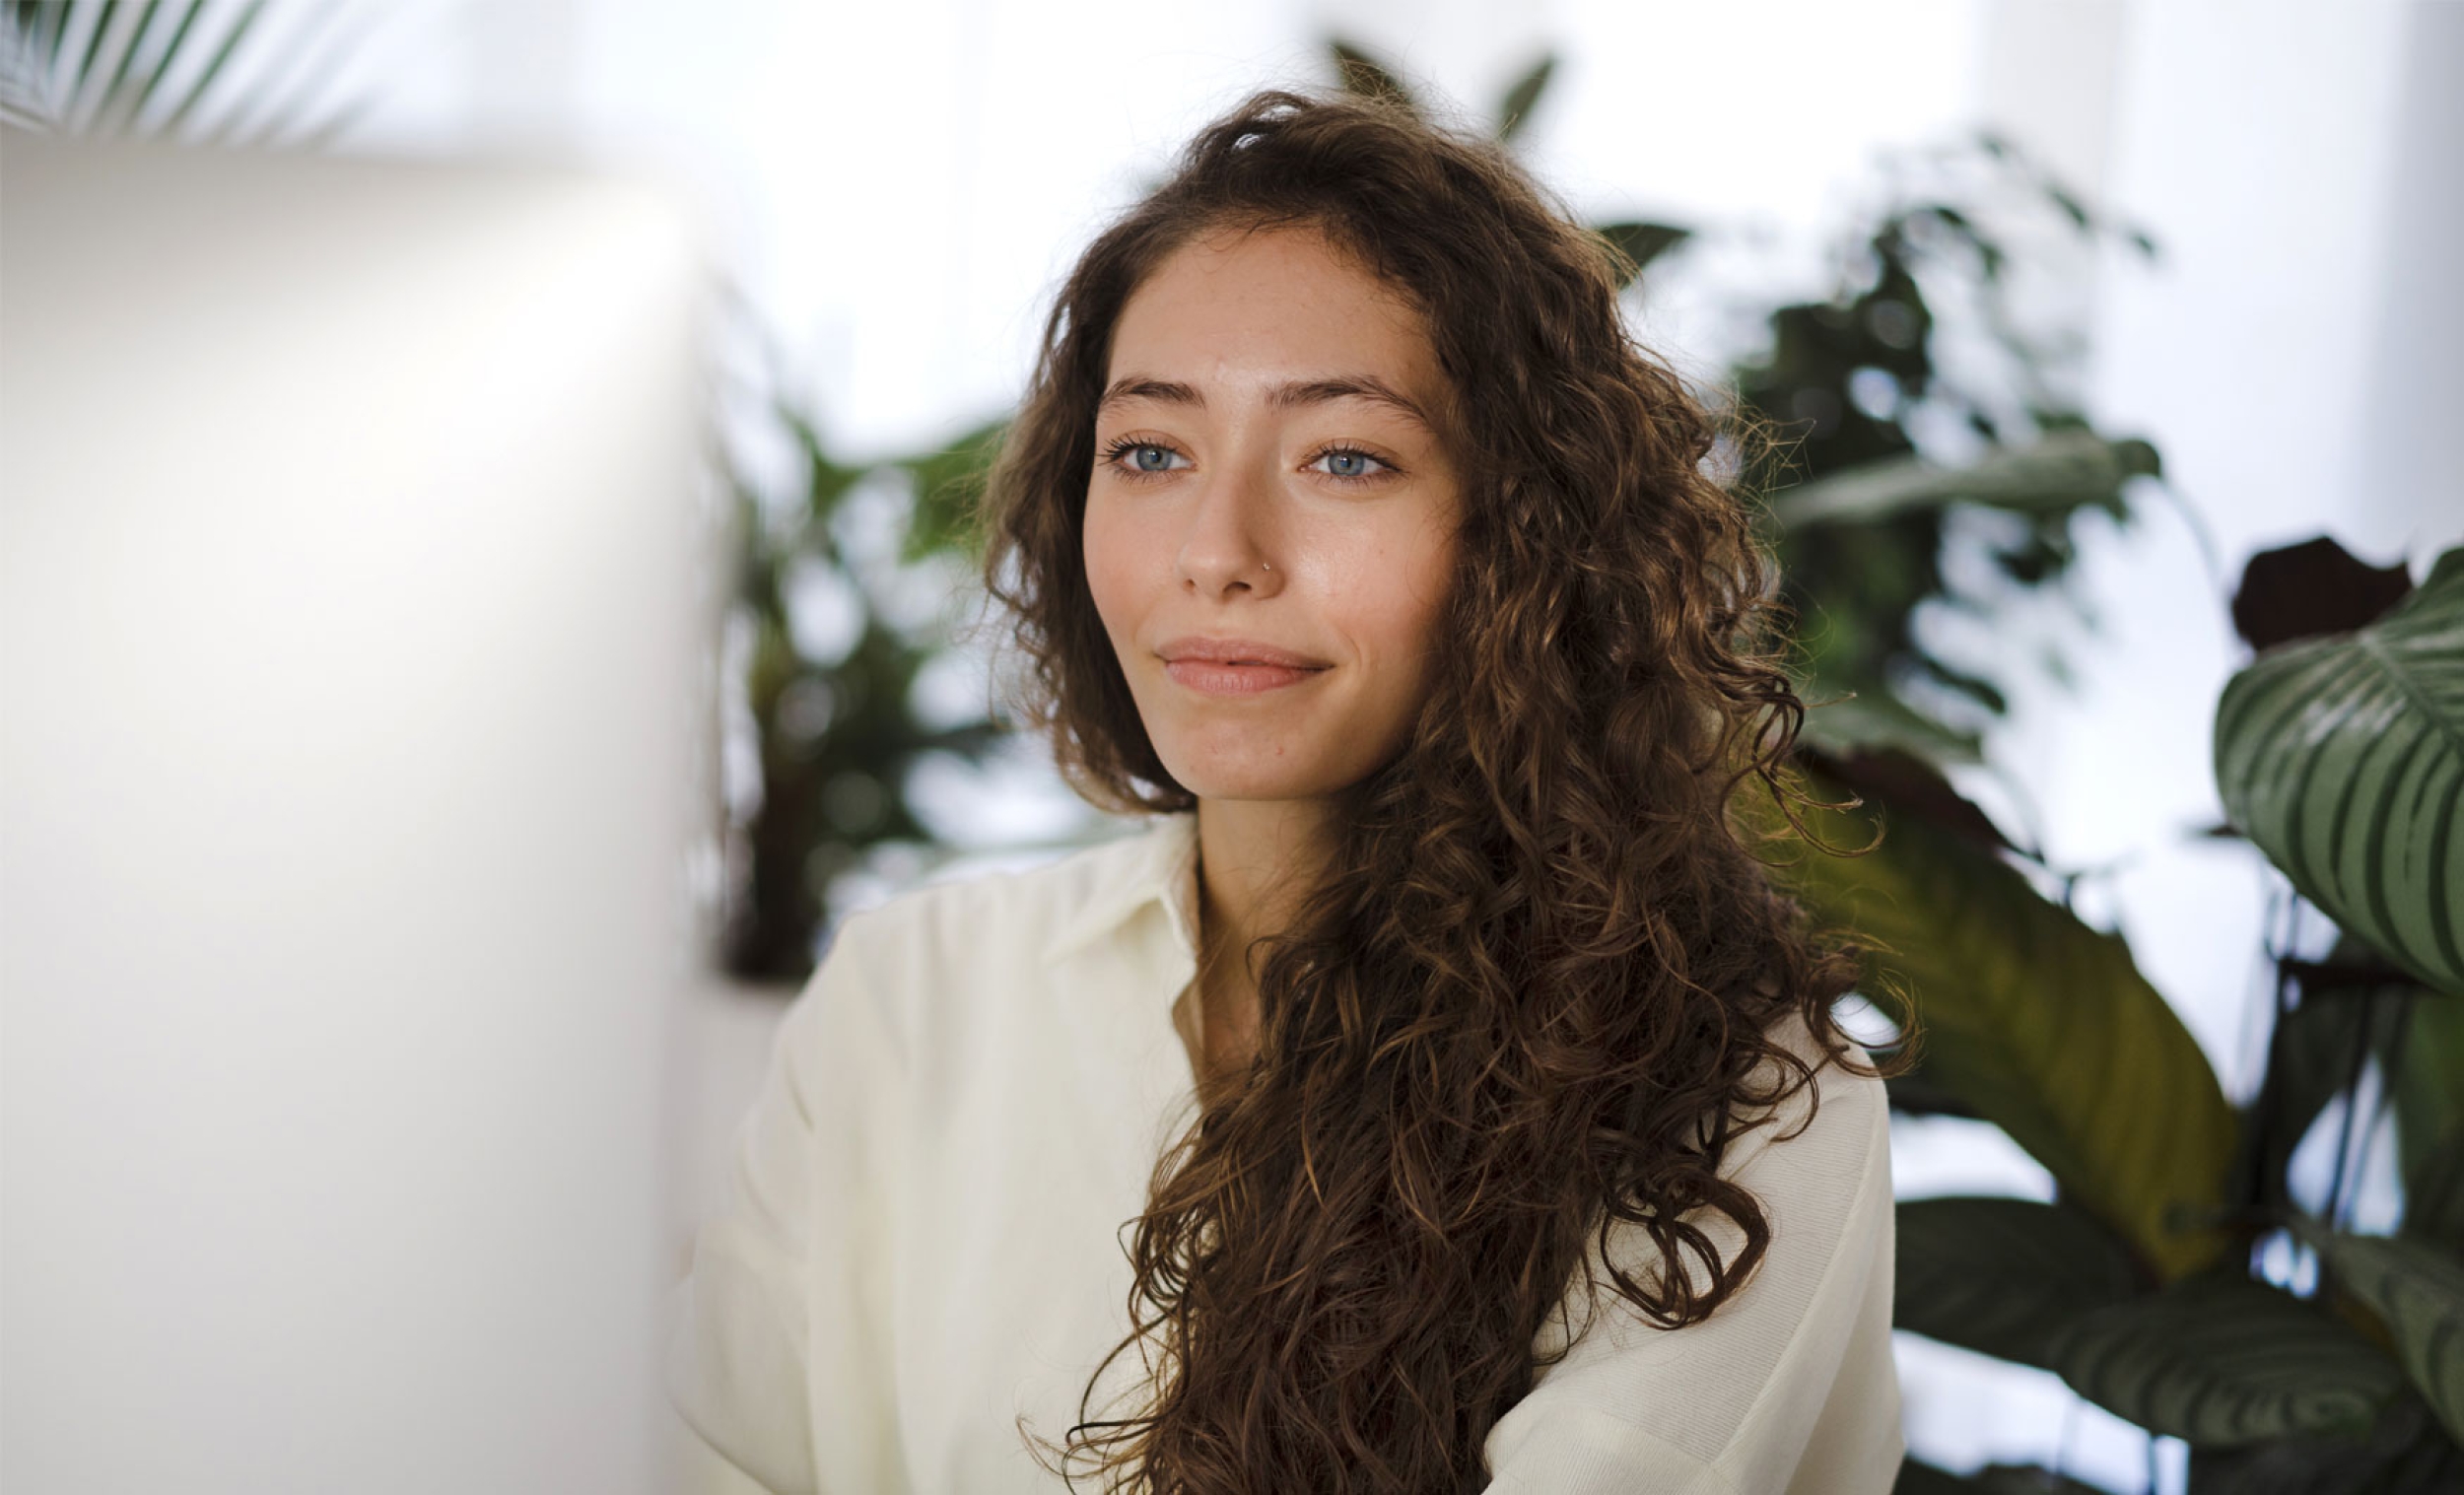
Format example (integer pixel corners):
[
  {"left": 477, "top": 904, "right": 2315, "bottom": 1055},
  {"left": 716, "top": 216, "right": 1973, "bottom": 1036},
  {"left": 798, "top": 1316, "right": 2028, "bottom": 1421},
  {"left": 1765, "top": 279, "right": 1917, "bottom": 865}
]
[{"left": 1155, "top": 636, "right": 1331, "bottom": 698}]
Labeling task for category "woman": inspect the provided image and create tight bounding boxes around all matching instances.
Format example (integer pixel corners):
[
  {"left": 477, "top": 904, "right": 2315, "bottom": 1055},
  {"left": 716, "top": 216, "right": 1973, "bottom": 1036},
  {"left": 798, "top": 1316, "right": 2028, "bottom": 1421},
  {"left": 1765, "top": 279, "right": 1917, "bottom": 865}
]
[{"left": 669, "top": 85, "right": 1912, "bottom": 1495}]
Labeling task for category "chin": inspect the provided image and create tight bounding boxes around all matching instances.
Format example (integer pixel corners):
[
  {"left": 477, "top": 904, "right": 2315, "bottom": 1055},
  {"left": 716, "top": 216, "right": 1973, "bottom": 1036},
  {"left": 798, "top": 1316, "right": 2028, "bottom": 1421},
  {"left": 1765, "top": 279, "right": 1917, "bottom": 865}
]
[
  {"left": 1172, "top": 772, "right": 1324, "bottom": 803},
  {"left": 1159, "top": 751, "right": 1344, "bottom": 804},
  {"left": 1153, "top": 738, "right": 1390, "bottom": 807}
]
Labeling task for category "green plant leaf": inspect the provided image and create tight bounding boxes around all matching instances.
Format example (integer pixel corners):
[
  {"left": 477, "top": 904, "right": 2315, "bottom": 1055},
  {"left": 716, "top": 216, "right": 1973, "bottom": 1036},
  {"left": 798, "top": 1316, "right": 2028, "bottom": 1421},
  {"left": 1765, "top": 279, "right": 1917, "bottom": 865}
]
[
  {"left": 898, "top": 416, "right": 1007, "bottom": 562},
  {"left": 2045, "top": 1270, "right": 2408, "bottom": 1447},
  {"left": 1768, "top": 427, "right": 2159, "bottom": 529},
  {"left": 0, "top": 0, "right": 305, "bottom": 141},
  {"left": 90, "top": 0, "right": 169, "bottom": 135},
  {"left": 1495, "top": 51, "right": 1553, "bottom": 141},
  {"left": 1590, "top": 220, "right": 1689, "bottom": 289},
  {"left": 117, "top": 0, "right": 208, "bottom": 133},
  {"left": 1760, "top": 761, "right": 2238, "bottom": 1278},
  {"left": 2215, "top": 546, "right": 2464, "bottom": 995},
  {"left": 66, "top": 0, "right": 120, "bottom": 125},
  {"left": 2184, "top": 1390, "right": 2464, "bottom": 1493},
  {"left": 1895, "top": 1196, "right": 2144, "bottom": 1369},
  {"left": 2292, "top": 1224, "right": 2464, "bottom": 1448},
  {"left": 1328, "top": 37, "right": 1413, "bottom": 110},
  {"left": 157, "top": 0, "right": 268, "bottom": 138}
]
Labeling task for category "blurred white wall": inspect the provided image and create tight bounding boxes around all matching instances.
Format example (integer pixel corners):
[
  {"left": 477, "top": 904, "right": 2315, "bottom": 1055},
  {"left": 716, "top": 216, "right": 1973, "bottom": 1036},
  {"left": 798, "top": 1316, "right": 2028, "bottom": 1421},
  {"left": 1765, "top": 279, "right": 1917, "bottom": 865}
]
[{"left": 1, "top": 130, "right": 711, "bottom": 1494}]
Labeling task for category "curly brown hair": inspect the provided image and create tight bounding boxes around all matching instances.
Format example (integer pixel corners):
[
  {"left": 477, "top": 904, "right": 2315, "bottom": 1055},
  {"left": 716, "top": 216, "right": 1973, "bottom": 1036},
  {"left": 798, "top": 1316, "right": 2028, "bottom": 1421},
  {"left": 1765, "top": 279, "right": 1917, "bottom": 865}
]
[{"left": 972, "top": 84, "right": 1912, "bottom": 1494}]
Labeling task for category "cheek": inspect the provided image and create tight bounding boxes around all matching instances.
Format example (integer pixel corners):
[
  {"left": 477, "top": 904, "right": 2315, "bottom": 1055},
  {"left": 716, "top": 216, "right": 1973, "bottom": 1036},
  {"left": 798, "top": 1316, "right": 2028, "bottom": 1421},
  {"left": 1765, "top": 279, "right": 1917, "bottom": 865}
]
[
  {"left": 1365, "top": 526, "right": 1458, "bottom": 661},
  {"left": 1080, "top": 497, "right": 1145, "bottom": 639}
]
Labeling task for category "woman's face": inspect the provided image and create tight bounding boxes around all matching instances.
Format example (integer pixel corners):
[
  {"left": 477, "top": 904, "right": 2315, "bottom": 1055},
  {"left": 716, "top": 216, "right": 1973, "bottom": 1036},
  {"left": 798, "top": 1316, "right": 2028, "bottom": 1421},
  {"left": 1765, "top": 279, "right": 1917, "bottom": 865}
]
[{"left": 1084, "top": 223, "right": 1464, "bottom": 804}]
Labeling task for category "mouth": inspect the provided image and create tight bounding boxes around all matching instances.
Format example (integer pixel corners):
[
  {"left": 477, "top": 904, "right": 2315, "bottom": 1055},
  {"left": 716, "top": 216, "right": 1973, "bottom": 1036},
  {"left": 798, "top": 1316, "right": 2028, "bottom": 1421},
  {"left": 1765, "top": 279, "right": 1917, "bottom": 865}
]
[{"left": 1154, "top": 635, "right": 1332, "bottom": 697}]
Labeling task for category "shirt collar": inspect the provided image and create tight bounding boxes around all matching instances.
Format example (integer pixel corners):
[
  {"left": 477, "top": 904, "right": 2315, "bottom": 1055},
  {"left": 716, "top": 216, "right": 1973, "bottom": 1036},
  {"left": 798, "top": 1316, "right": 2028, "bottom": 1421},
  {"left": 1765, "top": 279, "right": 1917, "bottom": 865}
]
[{"left": 1039, "top": 810, "right": 1200, "bottom": 975}]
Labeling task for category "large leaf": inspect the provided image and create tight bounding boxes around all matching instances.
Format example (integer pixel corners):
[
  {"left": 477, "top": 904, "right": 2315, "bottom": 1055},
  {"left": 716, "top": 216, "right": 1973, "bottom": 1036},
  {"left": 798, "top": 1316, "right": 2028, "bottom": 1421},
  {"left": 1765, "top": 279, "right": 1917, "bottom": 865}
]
[
  {"left": 2045, "top": 1270, "right": 2408, "bottom": 1447},
  {"left": 2293, "top": 1224, "right": 2464, "bottom": 1448},
  {"left": 1767, "top": 427, "right": 2159, "bottom": 529},
  {"left": 2216, "top": 546, "right": 2464, "bottom": 995},
  {"left": 1895, "top": 1196, "right": 2144, "bottom": 1369},
  {"left": 2185, "top": 1391, "right": 2464, "bottom": 1494},
  {"left": 1760, "top": 763, "right": 2238, "bottom": 1278}
]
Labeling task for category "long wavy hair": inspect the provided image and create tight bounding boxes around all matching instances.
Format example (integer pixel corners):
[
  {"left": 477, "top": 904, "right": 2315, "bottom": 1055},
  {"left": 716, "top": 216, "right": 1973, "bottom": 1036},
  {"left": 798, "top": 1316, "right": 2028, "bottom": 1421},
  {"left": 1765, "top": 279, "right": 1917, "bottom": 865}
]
[{"left": 973, "top": 85, "right": 1914, "bottom": 1493}]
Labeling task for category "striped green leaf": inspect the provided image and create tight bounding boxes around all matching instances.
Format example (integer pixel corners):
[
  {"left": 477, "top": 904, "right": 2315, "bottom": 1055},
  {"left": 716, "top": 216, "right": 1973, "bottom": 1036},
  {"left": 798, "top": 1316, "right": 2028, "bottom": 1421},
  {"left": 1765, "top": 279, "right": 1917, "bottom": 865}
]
[
  {"left": 2184, "top": 1391, "right": 2464, "bottom": 1493},
  {"left": 1765, "top": 767, "right": 2238, "bottom": 1278},
  {"left": 2045, "top": 1271, "right": 2407, "bottom": 1447},
  {"left": 2215, "top": 547, "right": 2464, "bottom": 995},
  {"left": 1895, "top": 1196, "right": 2144, "bottom": 1369},
  {"left": 2294, "top": 1224, "right": 2464, "bottom": 1448}
]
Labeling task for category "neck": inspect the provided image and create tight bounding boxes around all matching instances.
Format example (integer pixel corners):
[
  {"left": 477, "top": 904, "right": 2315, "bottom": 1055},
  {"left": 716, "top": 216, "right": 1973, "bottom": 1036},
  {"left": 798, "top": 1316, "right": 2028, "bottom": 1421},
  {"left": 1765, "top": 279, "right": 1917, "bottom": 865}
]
[{"left": 1192, "top": 795, "right": 1336, "bottom": 962}]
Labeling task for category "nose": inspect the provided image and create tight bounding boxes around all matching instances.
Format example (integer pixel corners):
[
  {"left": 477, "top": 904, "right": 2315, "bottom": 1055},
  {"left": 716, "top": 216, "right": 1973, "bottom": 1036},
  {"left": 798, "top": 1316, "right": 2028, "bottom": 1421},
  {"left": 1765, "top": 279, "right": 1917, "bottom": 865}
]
[{"left": 1174, "top": 454, "right": 1285, "bottom": 599}]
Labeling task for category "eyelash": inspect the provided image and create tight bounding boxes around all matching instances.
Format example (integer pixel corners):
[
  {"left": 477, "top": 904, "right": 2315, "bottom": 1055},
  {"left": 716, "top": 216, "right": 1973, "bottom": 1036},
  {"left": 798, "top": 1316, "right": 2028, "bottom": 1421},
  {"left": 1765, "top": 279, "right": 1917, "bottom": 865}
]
[{"left": 1096, "top": 436, "right": 1398, "bottom": 488}]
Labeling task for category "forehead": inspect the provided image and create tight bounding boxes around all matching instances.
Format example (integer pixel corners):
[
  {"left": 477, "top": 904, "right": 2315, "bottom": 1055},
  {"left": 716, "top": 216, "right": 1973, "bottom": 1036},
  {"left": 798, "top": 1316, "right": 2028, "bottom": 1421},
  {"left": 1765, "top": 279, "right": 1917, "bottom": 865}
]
[{"left": 1107, "top": 225, "right": 1439, "bottom": 386}]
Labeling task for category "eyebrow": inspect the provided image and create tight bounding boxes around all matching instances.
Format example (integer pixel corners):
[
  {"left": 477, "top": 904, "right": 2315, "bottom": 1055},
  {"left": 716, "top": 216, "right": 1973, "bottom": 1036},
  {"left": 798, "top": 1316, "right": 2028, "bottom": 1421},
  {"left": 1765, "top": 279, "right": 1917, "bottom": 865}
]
[{"left": 1096, "top": 373, "right": 1437, "bottom": 434}]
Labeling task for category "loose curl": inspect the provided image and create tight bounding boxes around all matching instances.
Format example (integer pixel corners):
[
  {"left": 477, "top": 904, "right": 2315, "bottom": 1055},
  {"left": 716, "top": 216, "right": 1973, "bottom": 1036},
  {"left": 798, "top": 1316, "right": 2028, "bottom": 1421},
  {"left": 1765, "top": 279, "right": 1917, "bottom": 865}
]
[{"left": 973, "top": 85, "right": 1915, "bottom": 1494}]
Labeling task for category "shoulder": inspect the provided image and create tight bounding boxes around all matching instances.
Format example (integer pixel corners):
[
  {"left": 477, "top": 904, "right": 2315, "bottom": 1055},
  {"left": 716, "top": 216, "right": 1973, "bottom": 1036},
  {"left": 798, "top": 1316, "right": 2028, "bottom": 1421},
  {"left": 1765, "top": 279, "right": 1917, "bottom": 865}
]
[
  {"left": 829, "top": 816, "right": 1167, "bottom": 963},
  {"left": 803, "top": 815, "right": 1182, "bottom": 1047},
  {"left": 1486, "top": 1007, "right": 1901, "bottom": 1485},
  {"left": 1698, "top": 1007, "right": 1893, "bottom": 1257},
  {"left": 1738, "top": 1006, "right": 1891, "bottom": 1171},
  {"left": 1587, "top": 1008, "right": 1891, "bottom": 1310}
]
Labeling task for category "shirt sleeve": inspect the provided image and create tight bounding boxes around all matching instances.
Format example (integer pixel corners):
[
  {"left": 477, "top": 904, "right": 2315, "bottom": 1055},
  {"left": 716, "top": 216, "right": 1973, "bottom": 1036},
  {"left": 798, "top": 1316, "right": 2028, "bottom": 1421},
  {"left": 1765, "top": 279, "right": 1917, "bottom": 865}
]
[
  {"left": 1478, "top": 1025, "right": 1902, "bottom": 1495},
  {"left": 663, "top": 910, "right": 912, "bottom": 1495}
]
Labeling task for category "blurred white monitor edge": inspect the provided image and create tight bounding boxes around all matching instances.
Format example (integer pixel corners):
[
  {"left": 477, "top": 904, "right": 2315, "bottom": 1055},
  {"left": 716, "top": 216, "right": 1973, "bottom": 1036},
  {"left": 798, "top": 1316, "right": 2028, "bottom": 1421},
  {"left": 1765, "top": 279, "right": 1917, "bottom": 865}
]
[{"left": 2, "top": 128, "right": 711, "bottom": 1494}]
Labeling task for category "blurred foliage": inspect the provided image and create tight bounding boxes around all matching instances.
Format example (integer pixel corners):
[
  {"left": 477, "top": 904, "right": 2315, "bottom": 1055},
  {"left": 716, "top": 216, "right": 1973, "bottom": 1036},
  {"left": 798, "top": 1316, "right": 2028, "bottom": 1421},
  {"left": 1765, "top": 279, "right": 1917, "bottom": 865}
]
[
  {"left": 1, "top": 0, "right": 383, "bottom": 145},
  {"left": 715, "top": 388, "right": 1013, "bottom": 980},
  {"left": 1753, "top": 539, "right": 2463, "bottom": 1492}
]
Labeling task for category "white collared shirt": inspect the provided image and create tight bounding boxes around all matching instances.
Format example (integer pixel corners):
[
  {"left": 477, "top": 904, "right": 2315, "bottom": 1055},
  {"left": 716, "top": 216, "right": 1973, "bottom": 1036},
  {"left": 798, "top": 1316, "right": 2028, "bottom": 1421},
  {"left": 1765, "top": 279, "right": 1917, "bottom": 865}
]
[{"left": 665, "top": 810, "right": 1903, "bottom": 1493}]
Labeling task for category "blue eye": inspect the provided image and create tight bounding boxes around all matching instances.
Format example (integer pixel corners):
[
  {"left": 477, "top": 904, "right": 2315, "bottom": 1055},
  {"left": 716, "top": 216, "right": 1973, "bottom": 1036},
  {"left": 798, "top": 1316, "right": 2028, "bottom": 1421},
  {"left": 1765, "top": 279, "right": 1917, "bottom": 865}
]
[
  {"left": 1101, "top": 438, "right": 1191, "bottom": 479},
  {"left": 1310, "top": 445, "right": 1393, "bottom": 485}
]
